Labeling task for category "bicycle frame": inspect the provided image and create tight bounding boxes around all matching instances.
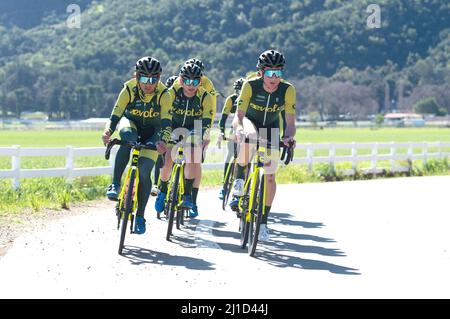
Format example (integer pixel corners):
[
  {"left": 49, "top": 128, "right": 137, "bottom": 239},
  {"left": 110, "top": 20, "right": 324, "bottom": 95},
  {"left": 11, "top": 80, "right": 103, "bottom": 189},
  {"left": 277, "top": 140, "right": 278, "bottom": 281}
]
[
  {"left": 118, "top": 148, "right": 140, "bottom": 214},
  {"left": 239, "top": 145, "right": 267, "bottom": 223},
  {"left": 165, "top": 144, "right": 186, "bottom": 211}
]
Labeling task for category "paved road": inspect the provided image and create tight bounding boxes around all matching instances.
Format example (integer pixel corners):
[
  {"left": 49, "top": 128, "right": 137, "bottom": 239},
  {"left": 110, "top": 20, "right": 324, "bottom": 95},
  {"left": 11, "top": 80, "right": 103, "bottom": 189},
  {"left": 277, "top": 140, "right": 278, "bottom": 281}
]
[{"left": 0, "top": 176, "right": 449, "bottom": 298}]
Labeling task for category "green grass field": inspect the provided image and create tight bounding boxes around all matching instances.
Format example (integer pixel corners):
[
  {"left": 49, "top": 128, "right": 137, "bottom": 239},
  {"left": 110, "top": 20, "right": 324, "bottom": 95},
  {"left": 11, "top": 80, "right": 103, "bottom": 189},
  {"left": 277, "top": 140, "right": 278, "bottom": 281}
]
[
  {"left": 0, "top": 127, "right": 449, "bottom": 215},
  {"left": 1, "top": 127, "right": 449, "bottom": 147}
]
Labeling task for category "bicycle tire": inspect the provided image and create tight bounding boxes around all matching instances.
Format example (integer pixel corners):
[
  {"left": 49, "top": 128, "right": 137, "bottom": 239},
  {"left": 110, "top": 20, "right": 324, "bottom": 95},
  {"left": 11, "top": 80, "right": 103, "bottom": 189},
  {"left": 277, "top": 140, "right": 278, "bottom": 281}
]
[
  {"left": 118, "top": 169, "right": 136, "bottom": 255},
  {"left": 248, "top": 170, "right": 264, "bottom": 256},
  {"left": 222, "top": 161, "right": 236, "bottom": 210},
  {"left": 166, "top": 165, "right": 180, "bottom": 241},
  {"left": 176, "top": 208, "right": 183, "bottom": 230},
  {"left": 239, "top": 180, "right": 251, "bottom": 249}
]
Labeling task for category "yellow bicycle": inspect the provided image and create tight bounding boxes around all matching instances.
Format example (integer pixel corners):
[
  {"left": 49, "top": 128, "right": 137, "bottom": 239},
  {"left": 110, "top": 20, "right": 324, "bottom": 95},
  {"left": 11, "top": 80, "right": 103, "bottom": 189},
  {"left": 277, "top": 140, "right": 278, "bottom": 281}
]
[
  {"left": 238, "top": 138, "right": 294, "bottom": 256},
  {"left": 164, "top": 137, "right": 203, "bottom": 241},
  {"left": 105, "top": 138, "right": 157, "bottom": 255}
]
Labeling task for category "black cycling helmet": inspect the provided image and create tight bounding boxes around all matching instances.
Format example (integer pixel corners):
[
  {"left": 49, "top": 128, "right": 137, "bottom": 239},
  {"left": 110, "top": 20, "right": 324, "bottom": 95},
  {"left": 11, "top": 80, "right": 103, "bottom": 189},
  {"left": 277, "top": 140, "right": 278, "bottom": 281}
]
[
  {"left": 185, "top": 58, "right": 205, "bottom": 72},
  {"left": 135, "top": 56, "right": 162, "bottom": 75},
  {"left": 233, "top": 78, "right": 244, "bottom": 91},
  {"left": 180, "top": 63, "right": 202, "bottom": 79},
  {"left": 257, "top": 49, "right": 285, "bottom": 69},
  {"left": 165, "top": 75, "right": 178, "bottom": 88}
]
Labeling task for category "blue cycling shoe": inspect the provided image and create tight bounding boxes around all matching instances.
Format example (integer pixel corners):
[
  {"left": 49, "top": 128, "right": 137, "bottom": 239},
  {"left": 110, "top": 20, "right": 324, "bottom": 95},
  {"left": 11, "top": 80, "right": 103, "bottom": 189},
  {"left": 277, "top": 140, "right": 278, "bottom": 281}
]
[
  {"left": 218, "top": 188, "right": 224, "bottom": 200},
  {"left": 134, "top": 216, "right": 146, "bottom": 234},
  {"left": 155, "top": 191, "right": 166, "bottom": 213},
  {"left": 189, "top": 204, "right": 198, "bottom": 218},
  {"left": 106, "top": 183, "right": 120, "bottom": 201},
  {"left": 180, "top": 194, "right": 194, "bottom": 210},
  {"left": 229, "top": 196, "right": 239, "bottom": 212}
]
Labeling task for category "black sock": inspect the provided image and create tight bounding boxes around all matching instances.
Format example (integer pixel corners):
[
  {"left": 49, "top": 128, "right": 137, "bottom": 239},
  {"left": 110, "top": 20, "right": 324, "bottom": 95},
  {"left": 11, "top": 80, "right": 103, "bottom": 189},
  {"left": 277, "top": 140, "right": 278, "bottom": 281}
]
[
  {"left": 184, "top": 178, "right": 194, "bottom": 196},
  {"left": 192, "top": 188, "right": 199, "bottom": 204},
  {"left": 262, "top": 205, "right": 271, "bottom": 224},
  {"left": 160, "top": 180, "right": 168, "bottom": 194},
  {"left": 236, "top": 164, "right": 246, "bottom": 180}
]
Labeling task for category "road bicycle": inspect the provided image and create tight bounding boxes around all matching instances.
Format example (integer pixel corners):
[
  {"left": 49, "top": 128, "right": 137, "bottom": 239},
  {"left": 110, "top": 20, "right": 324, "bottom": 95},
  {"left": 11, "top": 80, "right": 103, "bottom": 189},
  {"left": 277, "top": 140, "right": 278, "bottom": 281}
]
[
  {"left": 164, "top": 137, "right": 203, "bottom": 241},
  {"left": 238, "top": 137, "right": 294, "bottom": 256},
  {"left": 105, "top": 138, "right": 157, "bottom": 255}
]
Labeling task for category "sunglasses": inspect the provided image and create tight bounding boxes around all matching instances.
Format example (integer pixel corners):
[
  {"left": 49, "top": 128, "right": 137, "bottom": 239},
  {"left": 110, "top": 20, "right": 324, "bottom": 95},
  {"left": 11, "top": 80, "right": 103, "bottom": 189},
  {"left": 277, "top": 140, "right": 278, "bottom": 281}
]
[
  {"left": 264, "top": 69, "right": 283, "bottom": 78},
  {"left": 182, "top": 78, "right": 201, "bottom": 87},
  {"left": 139, "top": 76, "right": 159, "bottom": 84}
]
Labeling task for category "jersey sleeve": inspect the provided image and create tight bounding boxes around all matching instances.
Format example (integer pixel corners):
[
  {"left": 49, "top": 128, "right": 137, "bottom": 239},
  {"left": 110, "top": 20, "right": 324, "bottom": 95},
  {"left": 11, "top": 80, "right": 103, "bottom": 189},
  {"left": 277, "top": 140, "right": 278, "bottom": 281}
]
[
  {"left": 284, "top": 85, "right": 296, "bottom": 115},
  {"left": 202, "top": 76, "right": 217, "bottom": 128},
  {"left": 107, "top": 84, "right": 131, "bottom": 133},
  {"left": 219, "top": 96, "right": 234, "bottom": 133},
  {"left": 159, "top": 89, "right": 174, "bottom": 143},
  {"left": 201, "top": 92, "right": 214, "bottom": 137},
  {"left": 237, "top": 81, "right": 252, "bottom": 114}
]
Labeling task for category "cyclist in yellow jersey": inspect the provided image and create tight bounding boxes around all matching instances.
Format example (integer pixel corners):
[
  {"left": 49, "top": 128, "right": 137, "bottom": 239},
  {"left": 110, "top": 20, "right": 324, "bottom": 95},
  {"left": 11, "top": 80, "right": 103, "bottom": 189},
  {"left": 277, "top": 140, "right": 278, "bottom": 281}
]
[
  {"left": 184, "top": 58, "right": 218, "bottom": 122},
  {"left": 217, "top": 78, "right": 244, "bottom": 200},
  {"left": 101, "top": 56, "right": 173, "bottom": 234},
  {"left": 181, "top": 58, "right": 218, "bottom": 215},
  {"left": 151, "top": 75, "right": 179, "bottom": 197},
  {"left": 232, "top": 49, "right": 297, "bottom": 241},
  {"left": 155, "top": 63, "right": 214, "bottom": 218}
]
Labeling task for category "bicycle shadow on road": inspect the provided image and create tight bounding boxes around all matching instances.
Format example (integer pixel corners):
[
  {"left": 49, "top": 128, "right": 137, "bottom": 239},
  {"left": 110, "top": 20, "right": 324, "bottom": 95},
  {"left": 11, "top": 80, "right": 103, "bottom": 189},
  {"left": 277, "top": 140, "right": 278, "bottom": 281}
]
[
  {"left": 255, "top": 211, "right": 360, "bottom": 275},
  {"left": 120, "top": 245, "right": 215, "bottom": 270}
]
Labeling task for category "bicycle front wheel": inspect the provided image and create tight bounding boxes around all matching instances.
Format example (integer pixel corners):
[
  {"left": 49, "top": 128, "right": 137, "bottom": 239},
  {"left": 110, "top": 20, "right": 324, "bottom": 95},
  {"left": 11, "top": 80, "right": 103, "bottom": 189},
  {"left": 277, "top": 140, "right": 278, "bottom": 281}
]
[
  {"left": 119, "top": 169, "right": 136, "bottom": 255},
  {"left": 248, "top": 170, "right": 265, "bottom": 257},
  {"left": 166, "top": 165, "right": 181, "bottom": 241}
]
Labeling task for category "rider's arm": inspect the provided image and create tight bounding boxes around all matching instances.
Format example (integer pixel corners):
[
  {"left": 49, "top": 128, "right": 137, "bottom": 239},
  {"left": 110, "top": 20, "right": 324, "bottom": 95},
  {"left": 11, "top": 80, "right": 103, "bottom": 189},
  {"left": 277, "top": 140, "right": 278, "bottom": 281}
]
[
  {"left": 160, "top": 89, "right": 174, "bottom": 143},
  {"left": 106, "top": 84, "right": 131, "bottom": 134},
  {"left": 283, "top": 85, "right": 297, "bottom": 139},
  {"left": 219, "top": 96, "right": 233, "bottom": 134},
  {"left": 202, "top": 93, "right": 214, "bottom": 140},
  {"left": 202, "top": 76, "right": 217, "bottom": 127},
  {"left": 234, "top": 81, "right": 252, "bottom": 132}
]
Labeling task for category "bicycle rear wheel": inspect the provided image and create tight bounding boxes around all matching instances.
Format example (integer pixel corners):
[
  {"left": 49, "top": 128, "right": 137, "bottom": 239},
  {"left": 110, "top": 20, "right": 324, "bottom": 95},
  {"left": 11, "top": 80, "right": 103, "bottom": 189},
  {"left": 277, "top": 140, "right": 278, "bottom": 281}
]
[
  {"left": 119, "top": 169, "right": 136, "bottom": 255},
  {"left": 248, "top": 170, "right": 265, "bottom": 257},
  {"left": 166, "top": 165, "right": 180, "bottom": 241},
  {"left": 222, "top": 160, "right": 236, "bottom": 210}
]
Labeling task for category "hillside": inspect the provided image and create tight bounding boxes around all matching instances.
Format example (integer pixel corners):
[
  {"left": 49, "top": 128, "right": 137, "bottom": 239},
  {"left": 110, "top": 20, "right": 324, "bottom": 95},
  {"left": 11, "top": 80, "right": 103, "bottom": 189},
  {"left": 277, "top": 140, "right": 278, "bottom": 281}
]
[{"left": 0, "top": 0, "right": 449, "bottom": 120}]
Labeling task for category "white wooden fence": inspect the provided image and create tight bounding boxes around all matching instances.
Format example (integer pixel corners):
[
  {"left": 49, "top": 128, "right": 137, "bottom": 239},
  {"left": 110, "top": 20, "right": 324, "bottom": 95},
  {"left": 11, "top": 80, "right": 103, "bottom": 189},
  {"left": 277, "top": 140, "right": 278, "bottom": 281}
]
[{"left": 1, "top": 142, "right": 449, "bottom": 189}]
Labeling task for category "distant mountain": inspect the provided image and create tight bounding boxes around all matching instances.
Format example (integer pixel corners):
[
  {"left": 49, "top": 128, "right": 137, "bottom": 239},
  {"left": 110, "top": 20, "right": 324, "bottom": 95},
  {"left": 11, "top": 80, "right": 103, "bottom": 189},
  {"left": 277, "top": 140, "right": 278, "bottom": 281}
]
[{"left": 0, "top": 0, "right": 449, "bottom": 119}]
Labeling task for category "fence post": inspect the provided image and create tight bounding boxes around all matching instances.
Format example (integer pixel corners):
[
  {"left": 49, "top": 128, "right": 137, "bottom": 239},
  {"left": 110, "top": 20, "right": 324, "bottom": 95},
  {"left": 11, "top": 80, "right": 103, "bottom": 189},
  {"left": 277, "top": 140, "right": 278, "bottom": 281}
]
[
  {"left": 438, "top": 141, "right": 443, "bottom": 159},
  {"left": 390, "top": 141, "right": 396, "bottom": 172},
  {"left": 65, "top": 145, "right": 74, "bottom": 184},
  {"left": 307, "top": 143, "right": 313, "bottom": 172},
  {"left": 329, "top": 143, "right": 336, "bottom": 172},
  {"left": 11, "top": 145, "right": 21, "bottom": 190},
  {"left": 351, "top": 142, "right": 357, "bottom": 173},
  {"left": 371, "top": 142, "right": 378, "bottom": 173},
  {"left": 407, "top": 142, "right": 413, "bottom": 171},
  {"left": 422, "top": 142, "right": 428, "bottom": 169}
]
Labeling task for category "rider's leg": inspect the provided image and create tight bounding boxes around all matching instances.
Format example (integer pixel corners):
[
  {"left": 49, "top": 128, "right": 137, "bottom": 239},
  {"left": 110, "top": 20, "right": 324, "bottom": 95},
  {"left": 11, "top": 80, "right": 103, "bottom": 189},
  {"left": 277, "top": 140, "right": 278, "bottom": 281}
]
[
  {"left": 234, "top": 118, "right": 257, "bottom": 194},
  {"left": 112, "top": 120, "right": 138, "bottom": 186},
  {"left": 153, "top": 154, "right": 162, "bottom": 185},
  {"left": 261, "top": 127, "right": 280, "bottom": 224},
  {"left": 159, "top": 145, "right": 173, "bottom": 194},
  {"left": 136, "top": 151, "right": 157, "bottom": 217}
]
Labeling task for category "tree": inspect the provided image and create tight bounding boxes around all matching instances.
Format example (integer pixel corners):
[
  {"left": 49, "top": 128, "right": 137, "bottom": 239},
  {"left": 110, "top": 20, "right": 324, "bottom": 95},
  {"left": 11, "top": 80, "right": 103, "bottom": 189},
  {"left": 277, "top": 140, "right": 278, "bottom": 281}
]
[{"left": 414, "top": 97, "right": 447, "bottom": 115}]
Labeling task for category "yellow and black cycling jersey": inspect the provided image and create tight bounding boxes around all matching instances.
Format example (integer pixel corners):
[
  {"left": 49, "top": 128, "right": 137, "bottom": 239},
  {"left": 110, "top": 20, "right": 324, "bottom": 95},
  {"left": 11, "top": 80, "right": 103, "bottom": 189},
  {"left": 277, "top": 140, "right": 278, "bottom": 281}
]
[
  {"left": 219, "top": 93, "right": 238, "bottom": 133},
  {"left": 107, "top": 78, "right": 173, "bottom": 143},
  {"left": 170, "top": 81, "right": 214, "bottom": 136},
  {"left": 237, "top": 77, "right": 296, "bottom": 128}
]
